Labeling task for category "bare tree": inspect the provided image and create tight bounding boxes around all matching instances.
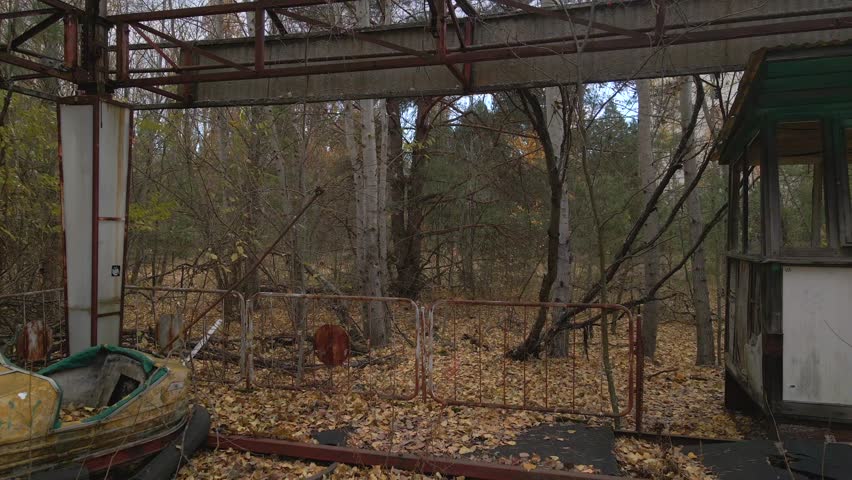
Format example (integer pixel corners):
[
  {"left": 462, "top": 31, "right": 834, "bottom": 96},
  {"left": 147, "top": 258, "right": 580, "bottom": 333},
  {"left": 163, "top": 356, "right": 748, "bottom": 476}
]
[
  {"left": 637, "top": 79, "right": 662, "bottom": 361},
  {"left": 680, "top": 79, "right": 715, "bottom": 365},
  {"left": 508, "top": 86, "right": 576, "bottom": 359}
]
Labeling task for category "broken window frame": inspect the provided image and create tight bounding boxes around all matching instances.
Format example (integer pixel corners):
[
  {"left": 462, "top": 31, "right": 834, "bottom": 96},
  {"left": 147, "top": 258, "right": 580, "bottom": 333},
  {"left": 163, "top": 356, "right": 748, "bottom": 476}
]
[
  {"left": 839, "top": 119, "right": 852, "bottom": 247},
  {"left": 765, "top": 116, "right": 844, "bottom": 257}
]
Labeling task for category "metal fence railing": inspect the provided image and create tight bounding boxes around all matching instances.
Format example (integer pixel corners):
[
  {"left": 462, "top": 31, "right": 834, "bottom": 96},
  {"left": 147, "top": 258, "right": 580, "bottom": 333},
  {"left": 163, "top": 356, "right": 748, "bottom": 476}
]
[
  {"left": 426, "top": 299, "right": 640, "bottom": 419},
  {"left": 124, "top": 286, "right": 247, "bottom": 385},
  {"left": 0, "top": 288, "right": 644, "bottom": 427},
  {"left": 248, "top": 292, "right": 421, "bottom": 400}
]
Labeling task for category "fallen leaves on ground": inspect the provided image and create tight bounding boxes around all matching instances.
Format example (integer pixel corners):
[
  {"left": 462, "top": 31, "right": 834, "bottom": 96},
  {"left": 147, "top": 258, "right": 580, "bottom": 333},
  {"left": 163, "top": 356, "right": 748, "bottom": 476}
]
[
  {"left": 640, "top": 322, "right": 754, "bottom": 439},
  {"left": 176, "top": 449, "right": 441, "bottom": 479},
  {"left": 175, "top": 313, "right": 756, "bottom": 477},
  {"left": 615, "top": 438, "right": 714, "bottom": 480}
]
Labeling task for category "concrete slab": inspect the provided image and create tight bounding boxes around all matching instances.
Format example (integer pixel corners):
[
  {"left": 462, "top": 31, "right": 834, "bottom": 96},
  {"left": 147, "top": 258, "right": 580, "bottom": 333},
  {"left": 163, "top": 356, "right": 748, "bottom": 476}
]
[
  {"left": 486, "top": 422, "right": 620, "bottom": 475},
  {"left": 687, "top": 440, "right": 852, "bottom": 480}
]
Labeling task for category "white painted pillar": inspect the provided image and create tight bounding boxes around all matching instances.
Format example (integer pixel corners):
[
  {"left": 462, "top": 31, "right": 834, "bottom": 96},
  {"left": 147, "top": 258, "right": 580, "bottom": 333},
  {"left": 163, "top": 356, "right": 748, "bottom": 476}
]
[{"left": 58, "top": 97, "right": 132, "bottom": 354}]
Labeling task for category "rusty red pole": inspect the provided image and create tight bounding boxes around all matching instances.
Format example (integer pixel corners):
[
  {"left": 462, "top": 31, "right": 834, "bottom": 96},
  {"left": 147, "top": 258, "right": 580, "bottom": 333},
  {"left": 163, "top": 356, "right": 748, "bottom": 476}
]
[
  {"left": 116, "top": 23, "right": 129, "bottom": 82},
  {"left": 462, "top": 19, "right": 473, "bottom": 88},
  {"left": 63, "top": 14, "right": 78, "bottom": 70},
  {"left": 178, "top": 47, "right": 194, "bottom": 102},
  {"left": 254, "top": 8, "right": 265, "bottom": 72},
  {"left": 208, "top": 434, "right": 636, "bottom": 480}
]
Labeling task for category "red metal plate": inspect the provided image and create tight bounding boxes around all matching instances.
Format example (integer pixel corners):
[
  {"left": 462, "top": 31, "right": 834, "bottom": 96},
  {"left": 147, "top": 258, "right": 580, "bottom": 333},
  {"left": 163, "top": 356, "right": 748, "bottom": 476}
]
[{"left": 313, "top": 324, "right": 350, "bottom": 366}]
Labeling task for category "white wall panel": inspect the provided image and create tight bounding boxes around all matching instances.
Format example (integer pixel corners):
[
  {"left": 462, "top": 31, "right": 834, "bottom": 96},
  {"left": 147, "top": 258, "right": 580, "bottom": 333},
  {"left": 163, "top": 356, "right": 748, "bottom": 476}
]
[
  {"left": 783, "top": 266, "right": 852, "bottom": 406},
  {"left": 59, "top": 100, "right": 131, "bottom": 353},
  {"left": 60, "top": 104, "right": 95, "bottom": 355},
  {"left": 96, "top": 102, "right": 130, "bottom": 346}
]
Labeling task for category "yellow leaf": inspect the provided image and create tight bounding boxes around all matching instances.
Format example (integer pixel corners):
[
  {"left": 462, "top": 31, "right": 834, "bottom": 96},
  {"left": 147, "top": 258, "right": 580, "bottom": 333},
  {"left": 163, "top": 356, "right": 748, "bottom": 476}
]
[{"left": 522, "top": 462, "right": 536, "bottom": 471}]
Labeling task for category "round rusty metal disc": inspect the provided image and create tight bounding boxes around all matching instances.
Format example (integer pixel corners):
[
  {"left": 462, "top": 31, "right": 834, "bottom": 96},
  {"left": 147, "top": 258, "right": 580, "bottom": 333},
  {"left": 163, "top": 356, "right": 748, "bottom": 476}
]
[{"left": 314, "top": 324, "right": 351, "bottom": 366}]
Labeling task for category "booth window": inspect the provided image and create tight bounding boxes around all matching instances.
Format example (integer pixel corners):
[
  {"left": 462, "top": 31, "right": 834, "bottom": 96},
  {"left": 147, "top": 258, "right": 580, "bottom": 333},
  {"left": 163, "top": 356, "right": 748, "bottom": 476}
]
[
  {"left": 844, "top": 122, "right": 852, "bottom": 245},
  {"left": 776, "top": 121, "right": 827, "bottom": 249},
  {"left": 745, "top": 137, "right": 763, "bottom": 254},
  {"left": 729, "top": 151, "right": 744, "bottom": 253}
]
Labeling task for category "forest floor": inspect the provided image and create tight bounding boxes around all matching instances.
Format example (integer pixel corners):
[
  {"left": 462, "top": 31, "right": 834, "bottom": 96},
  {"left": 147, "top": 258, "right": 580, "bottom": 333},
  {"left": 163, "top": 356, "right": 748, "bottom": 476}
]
[{"left": 175, "top": 319, "right": 757, "bottom": 479}]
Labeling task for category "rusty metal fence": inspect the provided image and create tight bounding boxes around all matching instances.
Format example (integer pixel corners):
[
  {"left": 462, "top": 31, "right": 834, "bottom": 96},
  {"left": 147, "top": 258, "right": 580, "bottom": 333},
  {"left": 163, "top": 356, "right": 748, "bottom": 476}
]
[
  {"left": 123, "top": 286, "right": 247, "bottom": 385},
  {"left": 0, "top": 287, "right": 644, "bottom": 425},
  {"left": 426, "top": 300, "right": 640, "bottom": 420},
  {"left": 247, "top": 292, "right": 421, "bottom": 400}
]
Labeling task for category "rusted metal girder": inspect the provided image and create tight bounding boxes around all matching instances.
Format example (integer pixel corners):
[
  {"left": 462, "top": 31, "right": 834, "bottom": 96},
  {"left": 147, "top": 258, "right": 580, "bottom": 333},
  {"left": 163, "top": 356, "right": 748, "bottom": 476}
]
[
  {"left": 9, "top": 12, "right": 63, "bottom": 49},
  {"left": 207, "top": 434, "right": 639, "bottom": 480},
  {"left": 132, "top": 22, "right": 251, "bottom": 72},
  {"left": 277, "top": 10, "right": 429, "bottom": 59},
  {"left": 38, "top": 0, "right": 83, "bottom": 14},
  {"left": 0, "top": 8, "right": 60, "bottom": 20},
  {"left": 113, "top": 15, "right": 852, "bottom": 89},
  {"left": 2, "top": 0, "right": 850, "bottom": 106},
  {"left": 0, "top": 49, "right": 73, "bottom": 82}
]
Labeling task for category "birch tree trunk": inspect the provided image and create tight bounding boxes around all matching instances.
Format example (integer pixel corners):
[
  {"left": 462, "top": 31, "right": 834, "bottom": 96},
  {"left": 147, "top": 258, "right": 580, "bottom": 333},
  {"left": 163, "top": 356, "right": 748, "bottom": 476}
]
[
  {"left": 356, "top": 0, "right": 389, "bottom": 346},
  {"left": 359, "top": 99, "right": 388, "bottom": 346},
  {"left": 378, "top": 100, "right": 390, "bottom": 289},
  {"left": 680, "top": 79, "right": 715, "bottom": 365},
  {"left": 638, "top": 79, "right": 662, "bottom": 360},
  {"left": 545, "top": 86, "right": 574, "bottom": 357},
  {"left": 343, "top": 103, "right": 365, "bottom": 289}
]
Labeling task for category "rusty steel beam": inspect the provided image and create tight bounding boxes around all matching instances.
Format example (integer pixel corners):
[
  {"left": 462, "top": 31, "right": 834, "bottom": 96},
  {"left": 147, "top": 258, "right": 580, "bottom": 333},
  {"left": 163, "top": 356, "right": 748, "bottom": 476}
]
[
  {"left": 116, "top": 23, "right": 129, "bottom": 81},
  {"left": 454, "top": 0, "right": 477, "bottom": 18},
  {"left": 0, "top": 81, "right": 59, "bottom": 102},
  {"left": 132, "top": 22, "right": 251, "bottom": 72},
  {"left": 108, "top": 0, "right": 349, "bottom": 23},
  {"left": 38, "top": 0, "right": 83, "bottom": 14},
  {"left": 0, "top": 8, "right": 60, "bottom": 20},
  {"left": 277, "top": 10, "right": 431, "bottom": 59},
  {"left": 207, "top": 434, "right": 638, "bottom": 480},
  {"left": 266, "top": 9, "right": 288, "bottom": 35},
  {"left": 0, "top": 49, "right": 74, "bottom": 81},
  {"left": 63, "top": 13, "right": 77, "bottom": 69},
  {"left": 140, "top": 85, "right": 186, "bottom": 102},
  {"left": 10, "top": 12, "right": 64, "bottom": 49},
  {"left": 115, "top": 15, "right": 852, "bottom": 89},
  {"left": 130, "top": 24, "right": 181, "bottom": 71},
  {"left": 254, "top": 8, "right": 265, "bottom": 71}
]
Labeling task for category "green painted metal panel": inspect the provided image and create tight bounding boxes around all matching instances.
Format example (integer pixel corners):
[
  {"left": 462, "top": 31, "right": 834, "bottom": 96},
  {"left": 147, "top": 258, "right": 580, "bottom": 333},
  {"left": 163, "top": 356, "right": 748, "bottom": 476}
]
[
  {"left": 766, "top": 56, "right": 852, "bottom": 79},
  {"left": 759, "top": 88, "right": 852, "bottom": 109},
  {"left": 763, "top": 72, "right": 852, "bottom": 93}
]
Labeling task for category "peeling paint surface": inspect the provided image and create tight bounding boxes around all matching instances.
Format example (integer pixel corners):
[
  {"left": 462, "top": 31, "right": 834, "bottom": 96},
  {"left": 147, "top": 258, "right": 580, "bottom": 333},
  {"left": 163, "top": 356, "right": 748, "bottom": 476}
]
[{"left": 0, "top": 354, "right": 190, "bottom": 477}]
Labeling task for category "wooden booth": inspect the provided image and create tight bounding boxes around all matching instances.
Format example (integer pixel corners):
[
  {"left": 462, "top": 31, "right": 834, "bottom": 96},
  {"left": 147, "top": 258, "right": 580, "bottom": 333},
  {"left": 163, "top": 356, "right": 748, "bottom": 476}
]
[{"left": 717, "top": 44, "right": 852, "bottom": 423}]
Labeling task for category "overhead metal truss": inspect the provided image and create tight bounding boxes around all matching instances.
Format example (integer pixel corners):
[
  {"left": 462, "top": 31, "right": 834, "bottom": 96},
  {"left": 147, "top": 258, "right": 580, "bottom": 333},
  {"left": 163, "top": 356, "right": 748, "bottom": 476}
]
[{"left": 0, "top": 0, "right": 851, "bottom": 107}]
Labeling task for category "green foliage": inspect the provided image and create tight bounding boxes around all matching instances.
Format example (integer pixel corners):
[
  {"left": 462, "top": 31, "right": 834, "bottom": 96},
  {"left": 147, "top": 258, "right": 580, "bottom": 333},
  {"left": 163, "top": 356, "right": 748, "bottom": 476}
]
[{"left": 129, "top": 193, "right": 177, "bottom": 233}]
